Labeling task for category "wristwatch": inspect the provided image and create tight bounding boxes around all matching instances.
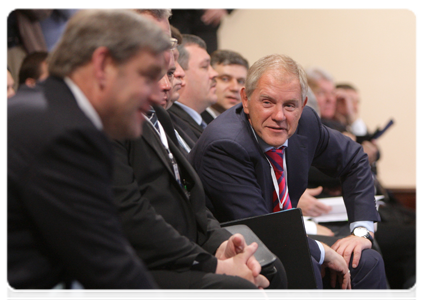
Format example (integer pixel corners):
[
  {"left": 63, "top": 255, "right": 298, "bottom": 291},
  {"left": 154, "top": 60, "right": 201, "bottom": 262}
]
[{"left": 352, "top": 226, "right": 374, "bottom": 244}]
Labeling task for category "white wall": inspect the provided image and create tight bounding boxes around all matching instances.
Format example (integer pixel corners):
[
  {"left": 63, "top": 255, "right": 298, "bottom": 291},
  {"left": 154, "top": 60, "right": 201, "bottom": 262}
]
[{"left": 218, "top": 9, "right": 416, "bottom": 188}]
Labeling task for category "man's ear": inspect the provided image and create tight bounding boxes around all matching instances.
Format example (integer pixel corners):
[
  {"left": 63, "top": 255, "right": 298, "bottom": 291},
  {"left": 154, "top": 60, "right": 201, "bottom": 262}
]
[
  {"left": 25, "top": 78, "right": 36, "bottom": 88},
  {"left": 240, "top": 87, "right": 249, "bottom": 115},
  {"left": 302, "top": 96, "right": 308, "bottom": 108},
  {"left": 91, "top": 47, "right": 113, "bottom": 89}
]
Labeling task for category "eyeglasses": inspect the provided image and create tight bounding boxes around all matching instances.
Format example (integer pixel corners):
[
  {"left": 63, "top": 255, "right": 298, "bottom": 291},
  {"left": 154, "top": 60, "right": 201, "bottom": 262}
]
[{"left": 170, "top": 38, "right": 178, "bottom": 50}]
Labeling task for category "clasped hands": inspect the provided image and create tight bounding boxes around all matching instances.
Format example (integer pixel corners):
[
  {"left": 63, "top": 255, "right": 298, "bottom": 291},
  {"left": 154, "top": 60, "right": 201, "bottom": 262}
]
[{"left": 215, "top": 233, "right": 269, "bottom": 289}]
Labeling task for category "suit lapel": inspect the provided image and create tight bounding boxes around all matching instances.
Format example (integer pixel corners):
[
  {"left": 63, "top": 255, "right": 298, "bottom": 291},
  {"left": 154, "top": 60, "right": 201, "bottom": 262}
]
[
  {"left": 142, "top": 121, "right": 174, "bottom": 176},
  {"left": 170, "top": 104, "right": 204, "bottom": 136},
  {"left": 286, "top": 133, "right": 309, "bottom": 207}
]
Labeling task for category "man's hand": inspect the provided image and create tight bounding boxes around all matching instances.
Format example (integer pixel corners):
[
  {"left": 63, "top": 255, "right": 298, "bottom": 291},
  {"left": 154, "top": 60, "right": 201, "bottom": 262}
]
[
  {"left": 215, "top": 233, "right": 246, "bottom": 260},
  {"left": 201, "top": 9, "right": 228, "bottom": 26},
  {"left": 331, "top": 234, "right": 373, "bottom": 268},
  {"left": 216, "top": 242, "right": 269, "bottom": 289},
  {"left": 297, "top": 187, "right": 332, "bottom": 217},
  {"left": 362, "top": 140, "right": 378, "bottom": 165},
  {"left": 316, "top": 224, "right": 335, "bottom": 236},
  {"left": 321, "top": 243, "right": 351, "bottom": 289}
]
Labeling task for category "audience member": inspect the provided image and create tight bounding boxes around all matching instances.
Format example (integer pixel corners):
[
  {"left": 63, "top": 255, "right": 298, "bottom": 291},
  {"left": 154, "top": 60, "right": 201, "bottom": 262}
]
[
  {"left": 169, "top": 25, "right": 186, "bottom": 106},
  {"left": 111, "top": 9, "right": 280, "bottom": 290},
  {"left": 168, "top": 34, "right": 218, "bottom": 142},
  {"left": 8, "top": 9, "right": 171, "bottom": 289},
  {"left": 7, "top": 10, "right": 51, "bottom": 88},
  {"left": 18, "top": 51, "right": 49, "bottom": 88},
  {"left": 39, "top": 9, "right": 79, "bottom": 51},
  {"left": 201, "top": 49, "right": 249, "bottom": 124},
  {"left": 189, "top": 54, "right": 387, "bottom": 289},
  {"left": 170, "top": 9, "right": 232, "bottom": 54},
  {"left": 7, "top": 69, "right": 16, "bottom": 98}
]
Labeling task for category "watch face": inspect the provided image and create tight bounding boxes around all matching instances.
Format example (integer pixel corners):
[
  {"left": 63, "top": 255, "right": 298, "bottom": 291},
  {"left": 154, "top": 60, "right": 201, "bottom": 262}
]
[{"left": 354, "top": 227, "right": 368, "bottom": 237}]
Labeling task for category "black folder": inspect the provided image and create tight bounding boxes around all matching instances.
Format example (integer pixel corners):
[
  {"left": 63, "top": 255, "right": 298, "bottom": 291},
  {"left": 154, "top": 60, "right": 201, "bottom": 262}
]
[{"left": 221, "top": 208, "right": 317, "bottom": 289}]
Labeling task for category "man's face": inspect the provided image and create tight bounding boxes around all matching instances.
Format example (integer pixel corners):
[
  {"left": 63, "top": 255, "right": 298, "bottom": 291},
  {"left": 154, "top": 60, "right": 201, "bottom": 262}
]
[
  {"left": 241, "top": 70, "right": 306, "bottom": 147},
  {"left": 182, "top": 44, "right": 218, "bottom": 109},
  {"left": 7, "top": 70, "right": 15, "bottom": 98},
  {"left": 170, "top": 48, "right": 186, "bottom": 104},
  {"left": 213, "top": 63, "right": 247, "bottom": 112},
  {"left": 100, "top": 49, "right": 166, "bottom": 139},
  {"left": 154, "top": 49, "right": 175, "bottom": 109},
  {"left": 313, "top": 78, "right": 336, "bottom": 119}
]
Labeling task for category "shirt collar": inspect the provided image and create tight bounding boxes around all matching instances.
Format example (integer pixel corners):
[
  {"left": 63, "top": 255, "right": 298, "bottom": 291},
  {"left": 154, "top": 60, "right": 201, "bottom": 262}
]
[
  {"left": 174, "top": 101, "right": 204, "bottom": 126},
  {"left": 64, "top": 77, "right": 103, "bottom": 130}
]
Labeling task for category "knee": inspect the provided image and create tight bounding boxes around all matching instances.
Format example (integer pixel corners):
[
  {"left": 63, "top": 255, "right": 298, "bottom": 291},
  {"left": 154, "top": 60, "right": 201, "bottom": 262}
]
[{"left": 350, "top": 249, "right": 387, "bottom": 289}]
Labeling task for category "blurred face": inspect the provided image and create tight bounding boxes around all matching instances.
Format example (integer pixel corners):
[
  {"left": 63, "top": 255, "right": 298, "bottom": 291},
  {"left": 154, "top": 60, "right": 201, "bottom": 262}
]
[
  {"left": 182, "top": 44, "right": 218, "bottom": 111},
  {"left": 170, "top": 48, "right": 186, "bottom": 105},
  {"left": 100, "top": 50, "right": 166, "bottom": 139},
  {"left": 7, "top": 70, "right": 15, "bottom": 98},
  {"left": 336, "top": 88, "right": 360, "bottom": 116},
  {"left": 156, "top": 50, "right": 175, "bottom": 109},
  {"left": 313, "top": 78, "right": 336, "bottom": 119},
  {"left": 241, "top": 70, "right": 307, "bottom": 147},
  {"left": 213, "top": 63, "right": 247, "bottom": 112}
]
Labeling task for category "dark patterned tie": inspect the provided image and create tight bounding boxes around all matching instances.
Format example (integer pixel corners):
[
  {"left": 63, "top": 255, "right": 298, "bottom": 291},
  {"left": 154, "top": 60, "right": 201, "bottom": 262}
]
[
  {"left": 146, "top": 109, "right": 159, "bottom": 131},
  {"left": 265, "top": 147, "right": 292, "bottom": 212}
]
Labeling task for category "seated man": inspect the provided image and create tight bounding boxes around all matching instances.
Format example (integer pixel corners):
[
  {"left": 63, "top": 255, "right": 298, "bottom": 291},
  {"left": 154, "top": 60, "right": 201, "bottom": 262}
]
[
  {"left": 189, "top": 54, "right": 387, "bottom": 289},
  {"left": 18, "top": 51, "right": 49, "bottom": 89},
  {"left": 201, "top": 49, "right": 249, "bottom": 124},
  {"left": 110, "top": 9, "right": 278, "bottom": 290},
  {"left": 168, "top": 34, "right": 218, "bottom": 143},
  {"left": 8, "top": 9, "right": 171, "bottom": 289}
]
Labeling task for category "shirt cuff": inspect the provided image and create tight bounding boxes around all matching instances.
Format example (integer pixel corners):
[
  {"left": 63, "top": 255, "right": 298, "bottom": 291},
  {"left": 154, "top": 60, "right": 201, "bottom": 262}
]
[
  {"left": 303, "top": 218, "right": 317, "bottom": 235},
  {"left": 349, "top": 221, "right": 375, "bottom": 233},
  {"left": 315, "top": 240, "right": 325, "bottom": 265}
]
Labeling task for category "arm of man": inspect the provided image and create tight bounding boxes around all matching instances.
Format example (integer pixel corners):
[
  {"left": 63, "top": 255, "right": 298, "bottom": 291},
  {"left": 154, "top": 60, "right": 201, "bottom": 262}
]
[
  {"left": 111, "top": 139, "right": 219, "bottom": 273},
  {"left": 21, "top": 129, "right": 156, "bottom": 288}
]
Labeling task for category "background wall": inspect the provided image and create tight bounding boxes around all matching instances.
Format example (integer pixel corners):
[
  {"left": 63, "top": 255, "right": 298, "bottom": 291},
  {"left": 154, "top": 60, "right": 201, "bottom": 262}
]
[{"left": 218, "top": 9, "right": 416, "bottom": 189}]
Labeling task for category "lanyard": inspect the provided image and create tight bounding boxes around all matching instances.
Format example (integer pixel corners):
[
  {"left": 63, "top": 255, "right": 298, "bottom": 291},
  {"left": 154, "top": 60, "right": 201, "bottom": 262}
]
[{"left": 251, "top": 128, "right": 289, "bottom": 210}]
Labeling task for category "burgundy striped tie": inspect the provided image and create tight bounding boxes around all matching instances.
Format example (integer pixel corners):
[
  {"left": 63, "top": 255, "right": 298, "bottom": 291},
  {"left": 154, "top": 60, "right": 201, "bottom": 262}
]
[{"left": 265, "top": 147, "right": 292, "bottom": 212}]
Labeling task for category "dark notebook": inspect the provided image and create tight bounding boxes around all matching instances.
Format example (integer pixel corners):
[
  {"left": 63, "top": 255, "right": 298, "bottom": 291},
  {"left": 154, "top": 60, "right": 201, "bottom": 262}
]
[{"left": 221, "top": 208, "right": 317, "bottom": 289}]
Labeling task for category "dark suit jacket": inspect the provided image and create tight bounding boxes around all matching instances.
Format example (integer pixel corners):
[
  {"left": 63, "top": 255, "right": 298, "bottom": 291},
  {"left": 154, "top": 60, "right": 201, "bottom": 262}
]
[
  {"left": 168, "top": 102, "right": 204, "bottom": 142},
  {"left": 201, "top": 109, "right": 216, "bottom": 125},
  {"left": 111, "top": 105, "right": 231, "bottom": 273},
  {"left": 8, "top": 76, "right": 155, "bottom": 289}
]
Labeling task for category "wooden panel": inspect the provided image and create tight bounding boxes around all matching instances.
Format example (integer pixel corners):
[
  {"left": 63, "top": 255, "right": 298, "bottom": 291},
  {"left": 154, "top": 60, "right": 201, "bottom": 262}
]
[{"left": 388, "top": 188, "right": 416, "bottom": 210}]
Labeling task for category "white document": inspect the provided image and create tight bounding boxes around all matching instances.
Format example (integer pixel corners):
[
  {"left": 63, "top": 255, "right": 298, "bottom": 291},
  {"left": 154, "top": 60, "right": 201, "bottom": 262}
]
[{"left": 310, "top": 195, "right": 384, "bottom": 223}]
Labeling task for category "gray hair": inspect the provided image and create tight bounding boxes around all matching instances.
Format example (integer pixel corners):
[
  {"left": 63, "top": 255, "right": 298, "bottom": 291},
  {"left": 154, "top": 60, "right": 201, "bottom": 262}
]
[
  {"left": 48, "top": 9, "right": 171, "bottom": 78},
  {"left": 177, "top": 34, "right": 207, "bottom": 70},
  {"left": 134, "top": 9, "right": 172, "bottom": 20},
  {"left": 245, "top": 54, "right": 308, "bottom": 102},
  {"left": 305, "top": 67, "right": 334, "bottom": 92},
  {"left": 210, "top": 49, "right": 249, "bottom": 69}
]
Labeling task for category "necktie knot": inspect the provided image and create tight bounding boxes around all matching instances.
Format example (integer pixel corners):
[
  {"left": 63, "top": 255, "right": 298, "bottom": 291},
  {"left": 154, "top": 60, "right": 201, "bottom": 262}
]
[
  {"left": 147, "top": 109, "right": 159, "bottom": 130},
  {"left": 265, "top": 147, "right": 285, "bottom": 171}
]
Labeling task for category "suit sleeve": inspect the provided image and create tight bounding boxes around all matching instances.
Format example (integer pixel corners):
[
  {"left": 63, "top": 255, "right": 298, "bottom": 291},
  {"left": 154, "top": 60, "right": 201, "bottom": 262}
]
[
  {"left": 192, "top": 139, "right": 270, "bottom": 223},
  {"left": 308, "top": 108, "right": 380, "bottom": 223},
  {"left": 111, "top": 139, "right": 218, "bottom": 273},
  {"left": 21, "top": 129, "right": 156, "bottom": 288}
]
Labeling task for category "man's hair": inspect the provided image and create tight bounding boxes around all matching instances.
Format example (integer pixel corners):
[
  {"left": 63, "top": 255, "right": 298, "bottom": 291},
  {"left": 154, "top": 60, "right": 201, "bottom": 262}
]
[
  {"left": 48, "top": 10, "right": 171, "bottom": 78},
  {"left": 171, "top": 25, "right": 183, "bottom": 45},
  {"left": 336, "top": 83, "right": 357, "bottom": 91},
  {"left": 133, "top": 9, "right": 172, "bottom": 20},
  {"left": 177, "top": 34, "right": 207, "bottom": 70},
  {"left": 210, "top": 49, "right": 249, "bottom": 69},
  {"left": 245, "top": 54, "right": 308, "bottom": 102},
  {"left": 305, "top": 67, "right": 334, "bottom": 92},
  {"left": 18, "top": 51, "right": 48, "bottom": 84}
]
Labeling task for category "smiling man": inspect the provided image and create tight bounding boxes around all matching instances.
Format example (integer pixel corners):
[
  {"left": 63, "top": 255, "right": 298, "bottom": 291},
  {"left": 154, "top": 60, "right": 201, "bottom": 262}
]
[
  {"left": 189, "top": 54, "right": 387, "bottom": 289},
  {"left": 168, "top": 34, "right": 218, "bottom": 143},
  {"left": 201, "top": 49, "right": 249, "bottom": 124}
]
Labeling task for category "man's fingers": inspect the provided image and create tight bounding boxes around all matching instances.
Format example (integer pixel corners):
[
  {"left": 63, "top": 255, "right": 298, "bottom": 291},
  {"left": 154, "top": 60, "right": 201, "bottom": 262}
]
[
  {"left": 246, "top": 255, "right": 261, "bottom": 277},
  {"left": 254, "top": 274, "right": 270, "bottom": 289},
  {"left": 308, "top": 186, "right": 323, "bottom": 196},
  {"left": 315, "top": 201, "right": 332, "bottom": 214},
  {"left": 351, "top": 247, "right": 362, "bottom": 268},
  {"left": 230, "top": 233, "right": 246, "bottom": 254}
]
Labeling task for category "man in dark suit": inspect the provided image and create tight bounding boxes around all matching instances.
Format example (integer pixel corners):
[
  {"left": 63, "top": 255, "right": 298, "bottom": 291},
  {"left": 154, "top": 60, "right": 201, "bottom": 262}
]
[
  {"left": 201, "top": 49, "right": 249, "bottom": 124},
  {"left": 8, "top": 10, "right": 171, "bottom": 289},
  {"left": 168, "top": 34, "right": 218, "bottom": 143},
  {"left": 189, "top": 54, "right": 387, "bottom": 289}
]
